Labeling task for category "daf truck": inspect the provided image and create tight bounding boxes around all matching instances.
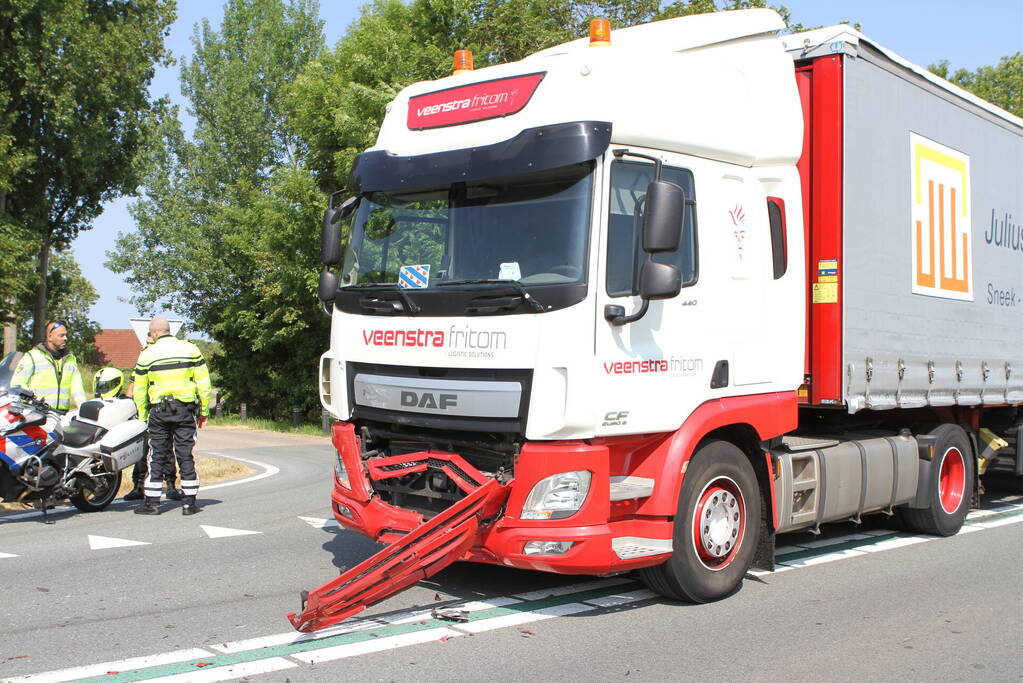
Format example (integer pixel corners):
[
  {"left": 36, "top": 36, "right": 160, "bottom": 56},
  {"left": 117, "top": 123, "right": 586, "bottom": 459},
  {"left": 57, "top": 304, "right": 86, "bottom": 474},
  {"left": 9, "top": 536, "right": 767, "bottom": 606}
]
[{"left": 288, "top": 9, "right": 1023, "bottom": 631}]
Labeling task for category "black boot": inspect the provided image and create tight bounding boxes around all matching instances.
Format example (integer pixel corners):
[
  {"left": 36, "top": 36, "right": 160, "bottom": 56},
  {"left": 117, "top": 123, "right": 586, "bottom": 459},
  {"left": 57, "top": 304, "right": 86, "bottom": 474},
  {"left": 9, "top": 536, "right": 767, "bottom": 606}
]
[
  {"left": 124, "top": 481, "right": 145, "bottom": 501},
  {"left": 134, "top": 497, "right": 161, "bottom": 515},
  {"left": 164, "top": 481, "right": 183, "bottom": 501},
  {"left": 181, "top": 496, "right": 200, "bottom": 516}
]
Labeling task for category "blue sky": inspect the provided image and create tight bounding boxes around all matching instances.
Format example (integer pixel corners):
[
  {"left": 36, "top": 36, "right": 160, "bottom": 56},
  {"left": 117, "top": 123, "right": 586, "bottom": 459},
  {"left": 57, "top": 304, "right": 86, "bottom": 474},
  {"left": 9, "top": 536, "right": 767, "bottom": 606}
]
[{"left": 76, "top": 0, "right": 1023, "bottom": 329}]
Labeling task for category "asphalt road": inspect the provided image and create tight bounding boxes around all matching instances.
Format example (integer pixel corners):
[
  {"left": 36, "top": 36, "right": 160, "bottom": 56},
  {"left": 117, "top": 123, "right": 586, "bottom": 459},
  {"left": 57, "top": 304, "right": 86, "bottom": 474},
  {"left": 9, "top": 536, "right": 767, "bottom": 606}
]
[{"left": 2, "top": 428, "right": 1023, "bottom": 682}]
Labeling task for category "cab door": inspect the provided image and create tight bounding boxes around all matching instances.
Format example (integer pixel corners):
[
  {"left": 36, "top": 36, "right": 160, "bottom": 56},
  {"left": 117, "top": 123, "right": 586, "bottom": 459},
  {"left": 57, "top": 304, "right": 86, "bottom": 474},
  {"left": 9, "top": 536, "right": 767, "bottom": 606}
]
[{"left": 592, "top": 150, "right": 712, "bottom": 436}]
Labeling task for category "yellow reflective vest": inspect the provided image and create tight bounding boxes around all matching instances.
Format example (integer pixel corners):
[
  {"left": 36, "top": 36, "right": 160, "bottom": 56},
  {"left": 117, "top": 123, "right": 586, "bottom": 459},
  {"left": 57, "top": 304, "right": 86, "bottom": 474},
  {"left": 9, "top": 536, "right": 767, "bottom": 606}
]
[
  {"left": 11, "top": 345, "right": 87, "bottom": 412},
  {"left": 132, "top": 335, "right": 212, "bottom": 421}
]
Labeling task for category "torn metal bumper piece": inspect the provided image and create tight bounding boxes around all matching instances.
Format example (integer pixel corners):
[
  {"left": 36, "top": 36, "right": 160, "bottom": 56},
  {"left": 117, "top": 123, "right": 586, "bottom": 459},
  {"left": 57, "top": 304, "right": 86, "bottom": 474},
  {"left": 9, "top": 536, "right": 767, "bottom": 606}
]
[{"left": 287, "top": 453, "right": 507, "bottom": 633}]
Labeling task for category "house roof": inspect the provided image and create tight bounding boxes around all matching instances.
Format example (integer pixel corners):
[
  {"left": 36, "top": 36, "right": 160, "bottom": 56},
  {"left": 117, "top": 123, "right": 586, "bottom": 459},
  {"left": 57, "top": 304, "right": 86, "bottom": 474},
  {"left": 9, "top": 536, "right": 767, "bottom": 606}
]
[{"left": 91, "top": 329, "right": 143, "bottom": 369}]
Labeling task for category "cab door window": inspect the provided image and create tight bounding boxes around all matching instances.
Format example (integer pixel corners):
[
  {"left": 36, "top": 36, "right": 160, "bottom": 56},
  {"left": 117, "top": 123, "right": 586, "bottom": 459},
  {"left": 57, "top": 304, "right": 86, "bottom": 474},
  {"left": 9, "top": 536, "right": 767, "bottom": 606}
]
[{"left": 606, "top": 161, "right": 697, "bottom": 297}]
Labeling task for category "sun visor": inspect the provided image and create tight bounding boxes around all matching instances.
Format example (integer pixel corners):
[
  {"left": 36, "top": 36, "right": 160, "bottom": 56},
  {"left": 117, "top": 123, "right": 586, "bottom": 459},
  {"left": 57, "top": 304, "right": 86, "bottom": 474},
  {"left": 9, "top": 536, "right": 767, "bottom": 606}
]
[{"left": 348, "top": 121, "right": 612, "bottom": 194}]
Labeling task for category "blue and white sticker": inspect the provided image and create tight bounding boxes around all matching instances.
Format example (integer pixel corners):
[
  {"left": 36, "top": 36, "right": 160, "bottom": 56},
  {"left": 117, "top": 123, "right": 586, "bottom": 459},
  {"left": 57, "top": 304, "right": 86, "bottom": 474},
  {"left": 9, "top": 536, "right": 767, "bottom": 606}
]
[{"left": 398, "top": 264, "right": 430, "bottom": 289}]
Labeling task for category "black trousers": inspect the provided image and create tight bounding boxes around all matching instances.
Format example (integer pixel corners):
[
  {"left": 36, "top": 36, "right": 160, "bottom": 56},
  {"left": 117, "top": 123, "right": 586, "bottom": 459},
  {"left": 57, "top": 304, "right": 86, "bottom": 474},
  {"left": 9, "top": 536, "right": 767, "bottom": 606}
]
[
  {"left": 131, "top": 451, "right": 177, "bottom": 486},
  {"left": 144, "top": 400, "right": 199, "bottom": 503}
]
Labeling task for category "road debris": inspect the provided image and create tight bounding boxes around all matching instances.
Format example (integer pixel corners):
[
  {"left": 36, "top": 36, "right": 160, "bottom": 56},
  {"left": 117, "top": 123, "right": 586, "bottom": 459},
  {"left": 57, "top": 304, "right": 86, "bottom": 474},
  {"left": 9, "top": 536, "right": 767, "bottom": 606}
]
[{"left": 431, "top": 607, "right": 470, "bottom": 622}]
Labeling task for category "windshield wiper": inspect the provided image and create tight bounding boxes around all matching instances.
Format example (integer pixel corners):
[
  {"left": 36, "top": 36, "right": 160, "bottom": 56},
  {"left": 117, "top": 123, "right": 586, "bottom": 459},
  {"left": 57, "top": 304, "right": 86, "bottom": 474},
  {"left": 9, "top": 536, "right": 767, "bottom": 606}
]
[
  {"left": 345, "top": 283, "right": 421, "bottom": 315},
  {"left": 437, "top": 279, "right": 546, "bottom": 312}
]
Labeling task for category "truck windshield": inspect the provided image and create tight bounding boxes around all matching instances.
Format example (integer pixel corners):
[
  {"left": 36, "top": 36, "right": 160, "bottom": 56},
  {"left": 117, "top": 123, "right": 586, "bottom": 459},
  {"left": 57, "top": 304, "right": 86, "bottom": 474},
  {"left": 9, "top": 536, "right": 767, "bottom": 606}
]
[{"left": 340, "top": 162, "right": 592, "bottom": 289}]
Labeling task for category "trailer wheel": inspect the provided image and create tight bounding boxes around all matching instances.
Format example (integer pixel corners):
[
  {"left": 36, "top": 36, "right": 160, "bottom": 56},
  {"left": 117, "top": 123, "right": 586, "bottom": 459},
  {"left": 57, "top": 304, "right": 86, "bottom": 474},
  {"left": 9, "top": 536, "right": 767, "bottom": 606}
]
[
  {"left": 639, "top": 440, "right": 760, "bottom": 603},
  {"left": 901, "top": 424, "right": 973, "bottom": 536}
]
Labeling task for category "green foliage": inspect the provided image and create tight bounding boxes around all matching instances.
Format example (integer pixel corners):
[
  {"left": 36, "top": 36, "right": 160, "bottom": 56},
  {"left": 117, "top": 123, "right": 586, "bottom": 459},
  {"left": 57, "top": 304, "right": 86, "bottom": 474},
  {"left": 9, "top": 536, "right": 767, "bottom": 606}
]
[
  {"left": 930, "top": 54, "right": 1023, "bottom": 118},
  {"left": 0, "top": 0, "right": 174, "bottom": 338},
  {"left": 209, "top": 413, "right": 329, "bottom": 437},
  {"left": 286, "top": 0, "right": 799, "bottom": 194},
  {"left": 15, "top": 251, "right": 100, "bottom": 361},
  {"left": 114, "top": 0, "right": 813, "bottom": 418},
  {"left": 0, "top": 219, "right": 35, "bottom": 323},
  {"left": 108, "top": 0, "right": 328, "bottom": 419}
]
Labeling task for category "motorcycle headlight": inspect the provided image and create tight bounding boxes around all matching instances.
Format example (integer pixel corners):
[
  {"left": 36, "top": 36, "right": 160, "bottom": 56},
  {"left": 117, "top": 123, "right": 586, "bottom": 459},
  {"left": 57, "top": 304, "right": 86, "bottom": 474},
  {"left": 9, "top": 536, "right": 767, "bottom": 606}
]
[
  {"left": 334, "top": 450, "right": 350, "bottom": 489},
  {"left": 521, "top": 471, "right": 591, "bottom": 520}
]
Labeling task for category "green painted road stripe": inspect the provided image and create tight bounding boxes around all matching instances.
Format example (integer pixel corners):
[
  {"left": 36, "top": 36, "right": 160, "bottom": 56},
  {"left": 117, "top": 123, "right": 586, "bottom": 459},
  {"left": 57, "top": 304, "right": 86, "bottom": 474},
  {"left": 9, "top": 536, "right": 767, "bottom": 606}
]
[
  {"left": 774, "top": 504, "right": 1023, "bottom": 565},
  {"left": 60, "top": 501, "right": 1023, "bottom": 682},
  {"left": 776, "top": 532, "right": 903, "bottom": 563},
  {"left": 71, "top": 584, "right": 645, "bottom": 682}
]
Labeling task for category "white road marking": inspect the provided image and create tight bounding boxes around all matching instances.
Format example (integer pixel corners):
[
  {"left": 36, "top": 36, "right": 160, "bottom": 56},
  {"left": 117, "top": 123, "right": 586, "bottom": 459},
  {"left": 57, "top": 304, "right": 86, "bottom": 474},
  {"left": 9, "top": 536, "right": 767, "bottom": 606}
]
[
  {"left": 0, "top": 648, "right": 211, "bottom": 683},
  {"left": 198, "top": 455, "right": 279, "bottom": 491},
  {"left": 379, "top": 596, "right": 523, "bottom": 625},
  {"left": 199, "top": 525, "right": 262, "bottom": 539},
  {"left": 88, "top": 535, "right": 150, "bottom": 550},
  {"left": 290, "top": 627, "right": 466, "bottom": 664},
  {"left": 793, "top": 533, "right": 873, "bottom": 549},
  {"left": 134, "top": 658, "right": 297, "bottom": 682},
  {"left": 457, "top": 601, "right": 594, "bottom": 634},
  {"left": 970, "top": 514, "right": 1023, "bottom": 529},
  {"left": 857, "top": 536, "right": 931, "bottom": 553},
  {"left": 581, "top": 588, "right": 658, "bottom": 608},
  {"left": 0, "top": 552, "right": 19, "bottom": 558},
  {"left": 211, "top": 617, "right": 388, "bottom": 654},
  {"left": 11, "top": 501, "right": 1023, "bottom": 682},
  {"left": 779, "top": 548, "right": 867, "bottom": 568},
  {"left": 510, "top": 577, "right": 633, "bottom": 601},
  {"left": 298, "top": 515, "right": 340, "bottom": 529}
]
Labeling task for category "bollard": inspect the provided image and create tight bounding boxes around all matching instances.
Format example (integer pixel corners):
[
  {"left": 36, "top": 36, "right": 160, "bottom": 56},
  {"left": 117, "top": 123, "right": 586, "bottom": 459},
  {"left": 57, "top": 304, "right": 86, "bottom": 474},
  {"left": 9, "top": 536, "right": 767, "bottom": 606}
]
[
  {"left": 240, "top": 403, "right": 247, "bottom": 421},
  {"left": 321, "top": 409, "right": 331, "bottom": 434},
  {"left": 292, "top": 405, "right": 302, "bottom": 428},
  {"left": 215, "top": 401, "right": 223, "bottom": 420}
]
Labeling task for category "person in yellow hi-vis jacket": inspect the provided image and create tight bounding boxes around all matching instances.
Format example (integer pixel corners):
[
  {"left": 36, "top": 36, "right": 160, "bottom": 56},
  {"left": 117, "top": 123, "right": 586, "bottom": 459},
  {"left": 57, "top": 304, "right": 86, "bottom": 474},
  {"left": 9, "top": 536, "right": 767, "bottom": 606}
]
[
  {"left": 131, "top": 317, "right": 211, "bottom": 516},
  {"left": 11, "top": 321, "right": 86, "bottom": 412}
]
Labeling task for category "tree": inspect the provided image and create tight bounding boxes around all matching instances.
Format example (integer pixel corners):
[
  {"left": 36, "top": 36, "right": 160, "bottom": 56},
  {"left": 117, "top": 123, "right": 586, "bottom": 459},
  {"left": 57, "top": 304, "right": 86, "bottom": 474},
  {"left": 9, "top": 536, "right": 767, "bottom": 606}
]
[
  {"left": 287, "top": 0, "right": 799, "bottom": 193},
  {"left": 16, "top": 250, "right": 100, "bottom": 362},
  {"left": 930, "top": 54, "right": 1023, "bottom": 118},
  {"left": 112, "top": 0, "right": 804, "bottom": 418},
  {"left": 108, "top": 0, "right": 327, "bottom": 418},
  {"left": 0, "top": 0, "right": 174, "bottom": 342}
]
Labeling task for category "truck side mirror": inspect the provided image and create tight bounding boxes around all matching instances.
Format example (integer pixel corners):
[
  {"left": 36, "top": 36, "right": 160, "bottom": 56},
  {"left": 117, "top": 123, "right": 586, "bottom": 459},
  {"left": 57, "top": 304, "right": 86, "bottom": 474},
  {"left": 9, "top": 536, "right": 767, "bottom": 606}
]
[
  {"left": 321, "top": 196, "right": 357, "bottom": 266},
  {"left": 639, "top": 260, "right": 682, "bottom": 300},
  {"left": 642, "top": 180, "right": 684, "bottom": 253},
  {"left": 318, "top": 268, "right": 339, "bottom": 303}
]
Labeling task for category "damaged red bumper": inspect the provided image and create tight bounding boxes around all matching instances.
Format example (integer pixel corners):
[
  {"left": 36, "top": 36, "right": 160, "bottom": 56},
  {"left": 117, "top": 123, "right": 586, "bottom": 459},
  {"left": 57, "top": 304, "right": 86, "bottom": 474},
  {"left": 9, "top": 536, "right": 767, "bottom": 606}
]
[{"left": 287, "top": 423, "right": 671, "bottom": 632}]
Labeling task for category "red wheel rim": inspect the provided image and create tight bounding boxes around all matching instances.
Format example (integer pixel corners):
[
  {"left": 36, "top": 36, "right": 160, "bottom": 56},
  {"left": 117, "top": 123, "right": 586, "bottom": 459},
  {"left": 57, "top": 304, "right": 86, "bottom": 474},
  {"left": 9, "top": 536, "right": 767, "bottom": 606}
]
[
  {"left": 691, "top": 476, "right": 746, "bottom": 571},
  {"left": 937, "top": 446, "right": 966, "bottom": 515}
]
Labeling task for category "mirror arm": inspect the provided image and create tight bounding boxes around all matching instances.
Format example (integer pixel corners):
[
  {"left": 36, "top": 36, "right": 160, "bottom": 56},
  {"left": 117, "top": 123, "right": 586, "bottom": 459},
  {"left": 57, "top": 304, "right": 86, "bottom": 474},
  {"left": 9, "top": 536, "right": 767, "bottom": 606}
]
[
  {"left": 604, "top": 299, "right": 649, "bottom": 326},
  {"left": 612, "top": 148, "right": 663, "bottom": 181},
  {"left": 320, "top": 300, "right": 332, "bottom": 318}
]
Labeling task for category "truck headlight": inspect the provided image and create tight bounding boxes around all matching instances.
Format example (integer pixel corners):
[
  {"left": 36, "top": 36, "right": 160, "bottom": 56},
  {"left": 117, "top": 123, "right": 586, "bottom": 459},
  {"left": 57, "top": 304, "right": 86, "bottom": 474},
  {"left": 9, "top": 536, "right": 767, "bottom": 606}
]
[
  {"left": 521, "top": 471, "right": 591, "bottom": 520},
  {"left": 334, "top": 450, "right": 350, "bottom": 489}
]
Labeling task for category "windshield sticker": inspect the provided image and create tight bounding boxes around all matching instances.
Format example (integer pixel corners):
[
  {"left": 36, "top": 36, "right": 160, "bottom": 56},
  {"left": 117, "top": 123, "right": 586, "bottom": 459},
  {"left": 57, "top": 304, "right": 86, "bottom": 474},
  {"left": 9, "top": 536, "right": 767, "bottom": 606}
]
[
  {"left": 398, "top": 264, "right": 430, "bottom": 289},
  {"left": 498, "top": 262, "right": 522, "bottom": 281}
]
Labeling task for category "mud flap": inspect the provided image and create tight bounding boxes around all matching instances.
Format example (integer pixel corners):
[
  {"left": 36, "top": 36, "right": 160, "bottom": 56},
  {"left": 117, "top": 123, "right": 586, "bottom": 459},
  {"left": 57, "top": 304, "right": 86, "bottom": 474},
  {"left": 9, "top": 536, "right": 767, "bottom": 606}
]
[{"left": 287, "top": 476, "right": 505, "bottom": 632}]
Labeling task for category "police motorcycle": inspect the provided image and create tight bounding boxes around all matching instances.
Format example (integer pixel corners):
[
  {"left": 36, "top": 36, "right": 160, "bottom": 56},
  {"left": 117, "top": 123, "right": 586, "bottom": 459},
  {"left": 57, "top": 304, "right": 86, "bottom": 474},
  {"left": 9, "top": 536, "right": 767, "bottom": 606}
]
[{"left": 0, "top": 357, "right": 148, "bottom": 521}]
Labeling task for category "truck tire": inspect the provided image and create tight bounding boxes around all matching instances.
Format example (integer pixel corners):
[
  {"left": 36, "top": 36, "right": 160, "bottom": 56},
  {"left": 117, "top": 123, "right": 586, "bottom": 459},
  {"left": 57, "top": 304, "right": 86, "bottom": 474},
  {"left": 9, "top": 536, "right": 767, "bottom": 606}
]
[
  {"left": 639, "top": 440, "right": 760, "bottom": 603},
  {"left": 901, "top": 423, "right": 973, "bottom": 536}
]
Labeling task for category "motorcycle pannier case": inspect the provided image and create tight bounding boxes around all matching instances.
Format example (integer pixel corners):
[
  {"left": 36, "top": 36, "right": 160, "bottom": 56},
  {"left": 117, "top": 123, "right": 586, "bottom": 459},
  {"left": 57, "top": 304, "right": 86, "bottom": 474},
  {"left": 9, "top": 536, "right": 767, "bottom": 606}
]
[{"left": 98, "top": 421, "right": 147, "bottom": 472}]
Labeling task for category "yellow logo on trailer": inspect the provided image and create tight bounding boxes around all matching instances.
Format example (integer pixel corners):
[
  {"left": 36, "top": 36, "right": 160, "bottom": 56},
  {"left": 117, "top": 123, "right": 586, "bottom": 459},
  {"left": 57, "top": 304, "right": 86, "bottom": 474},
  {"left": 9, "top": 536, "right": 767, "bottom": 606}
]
[{"left": 910, "top": 133, "right": 972, "bottom": 301}]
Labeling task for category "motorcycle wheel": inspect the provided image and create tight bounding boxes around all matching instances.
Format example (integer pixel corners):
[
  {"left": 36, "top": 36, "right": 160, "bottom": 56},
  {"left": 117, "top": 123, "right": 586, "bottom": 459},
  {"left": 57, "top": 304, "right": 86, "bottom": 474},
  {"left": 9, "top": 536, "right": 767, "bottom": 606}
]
[{"left": 70, "top": 467, "right": 122, "bottom": 512}]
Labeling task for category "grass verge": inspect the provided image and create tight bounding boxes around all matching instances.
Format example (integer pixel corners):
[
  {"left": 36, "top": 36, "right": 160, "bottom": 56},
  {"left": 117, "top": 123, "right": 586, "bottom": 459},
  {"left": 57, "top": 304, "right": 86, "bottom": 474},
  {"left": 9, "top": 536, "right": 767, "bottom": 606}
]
[{"left": 208, "top": 415, "right": 330, "bottom": 438}]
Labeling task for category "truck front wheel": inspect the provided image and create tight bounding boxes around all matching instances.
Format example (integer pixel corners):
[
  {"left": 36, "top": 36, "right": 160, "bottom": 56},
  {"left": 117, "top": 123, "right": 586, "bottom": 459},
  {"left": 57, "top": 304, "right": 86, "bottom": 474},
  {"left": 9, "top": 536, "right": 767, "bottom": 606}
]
[
  {"left": 639, "top": 440, "right": 761, "bottom": 603},
  {"left": 901, "top": 423, "right": 973, "bottom": 536}
]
